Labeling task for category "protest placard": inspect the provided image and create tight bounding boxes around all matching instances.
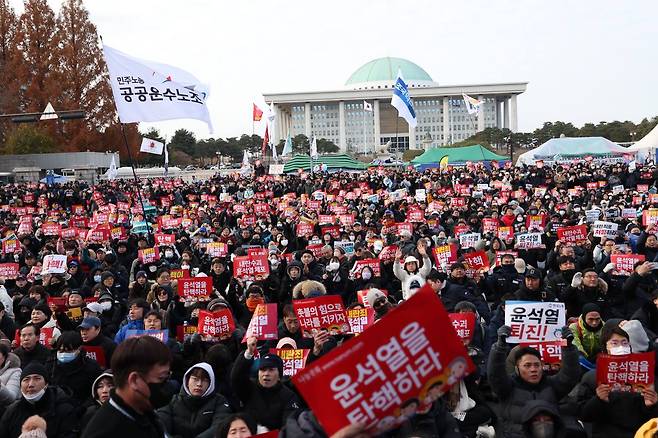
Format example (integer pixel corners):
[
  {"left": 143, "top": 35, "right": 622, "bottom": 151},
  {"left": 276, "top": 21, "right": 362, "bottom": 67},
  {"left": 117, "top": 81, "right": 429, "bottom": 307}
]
[
  {"left": 206, "top": 242, "right": 228, "bottom": 257},
  {"left": 463, "top": 251, "right": 490, "bottom": 272},
  {"left": 293, "top": 295, "right": 350, "bottom": 337},
  {"left": 351, "top": 258, "right": 381, "bottom": 279},
  {"left": 514, "top": 233, "right": 544, "bottom": 250},
  {"left": 42, "top": 254, "right": 67, "bottom": 275},
  {"left": 432, "top": 244, "right": 458, "bottom": 268},
  {"left": 643, "top": 210, "right": 658, "bottom": 227},
  {"left": 585, "top": 209, "right": 601, "bottom": 223},
  {"left": 154, "top": 233, "right": 176, "bottom": 245},
  {"left": 525, "top": 215, "right": 546, "bottom": 231},
  {"left": 504, "top": 301, "right": 566, "bottom": 343},
  {"left": 84, "top": 346, "right": 107, "bottom": 368},
  {"left": 197, "top": 309, "right": 235, "bottom": 338},
  {"left": 449, "top": 313, "right": 476, "bottom": 343},
  {"left": 296, "top": 222, "right": 314, "bottom": 236},
  {"left": 596, "top": 352, "right": 655, "bottom": 392},
  {"left": 334, "top": 240, "right": 355, "bottom": 255},
  {"left": 610, "top": 254, "right": 645, "bottom": 276},
  {"left": 176, "top": 324, "right": 198, "bottom": 342},
  {"left": 306, "top": 244, "right": 324, "bottom": 258},
  {"left": 519, "top": 341, "right": 563, "bottom": 364},
  {"left": 0, "top": 263, "right": 19, "bottom": 279},
  {"left": 378, "top": 244, "right": 398, "bottom": 262},
  {"left": 41, "top": 222, "right": 61, "bottom": 237},
  {"left": 497, "top": 226, "right": 514, "bottom": 241},
  {"left": 347, "top": 307, "right": 375, "bottom": 334},
  {"left": 292, "top": 285, "right": 474, "bottom": 435},
  {"left": 592, "top": 221, "right": 619, "bottom": 238},
  {"left": 271, "top": 349, "right": 310, "bottom": 377},
  {"left": 622, "top": 208, "right": 637, "bottom": 219},
  {"left": 138, "top": 247, "right": 160, "bottom": 264},
  {"left": 233, "top": 253, "right": 270, "bottom": 280},
  {"left": 557, "top": 225, "right": 588, "bottom": 243},
  {"left": 177, "top": 277, "right": 213, "bottom": 300},
  {"left": 2, "top": 238, "right": 19, "bottom": 254},
  {"left": 459, "top": 233, "right": 481, "bottom": 249},
  {"left": 395, "top": 222, "right": 413, "bottom": 236},
  {"left": 125, "top": 330, "right": 169, "bottom": 343},
  {"left": 242, "top": 304, "right": 278, "bottom": 341},
  {"left": 482, "top": 218, "right": 499, "bottom": 234},
  {"left": 407, "top": 208, "right": 424, "bottom": 223}
]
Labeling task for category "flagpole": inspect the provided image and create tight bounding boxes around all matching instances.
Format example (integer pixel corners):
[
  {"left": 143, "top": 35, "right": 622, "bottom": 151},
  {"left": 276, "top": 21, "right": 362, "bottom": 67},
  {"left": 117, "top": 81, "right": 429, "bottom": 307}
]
[
  {"left": 119, "top": 123, "right": 153, "bottom": 242},
  {"left": 363, "top": 104, "right": 367, "bottom": 156}
]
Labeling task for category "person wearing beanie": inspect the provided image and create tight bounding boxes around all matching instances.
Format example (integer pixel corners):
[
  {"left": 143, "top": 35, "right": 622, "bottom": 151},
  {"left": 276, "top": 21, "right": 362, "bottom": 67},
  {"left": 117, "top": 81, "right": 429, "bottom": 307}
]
[
  {"left": 486, "top": 253, "right": 523, "bottom": 306},
  {"left": 157, "top": 363, "right": 232, "bottom": 438},
  {"left": 366, "top": 288, "right": 395, "bottom": 320},
  {"left": 30, "top": 303, "right": 61, "bottom": 346},
  {"left": 0, "top": 362, "right": 77, "bottom": 438},
  {"left": 231, "top": 336, "right": 299, "bottom": 431},
  {"left": 128, "top": 270, "right": 153, "bottom": 301},
  {"left": 443, "top": 262, "right": 490, "bottom": 322},
  {"left": 18, "top": 415, "right": 48, "bottom": 438},
  {"left": 568, "top": 303, "right": 605, "bottom": 365}
]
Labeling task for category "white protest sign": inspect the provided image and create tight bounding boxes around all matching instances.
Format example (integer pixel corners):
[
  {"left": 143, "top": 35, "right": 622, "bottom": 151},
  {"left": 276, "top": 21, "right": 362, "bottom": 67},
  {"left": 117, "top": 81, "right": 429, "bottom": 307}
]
[
  {"left": 459, "top": 233, "right": 481, "bottom": 249},
  {"left": 515, "top": 233, "right": 543, "bottom": 249},
  {"left": 585, "top": 209, "right": 601, "bottom": 223},
  {"left": 504, "top": 301, "right": 566, "bottom": 343},
  {"left": 42, "top": 254, "right": 67, "bottom": 275},
  {"left": 334, "top": 240, "right": 355, "bottom": 255},
  {"left": 269, "top": 164, "right": 284, "bottom": 175},
  {"left": 622, "top": 208, "right": 637, "bottom": 219},
  {"left": 612, "top": 185, "right": 624, "bottom": 194},
  {"left": 414, "top": 189, "right": 426, "bottom": 202},
  {"left": 592, "top": 220, "right": 619, "bottom": 238}
]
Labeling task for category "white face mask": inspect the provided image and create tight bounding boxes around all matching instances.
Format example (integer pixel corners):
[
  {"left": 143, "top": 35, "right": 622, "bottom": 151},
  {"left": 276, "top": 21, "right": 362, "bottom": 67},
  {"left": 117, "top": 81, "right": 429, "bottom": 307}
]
[
  {"left": 149, "top": 265, "right": 157, "bottom": 272},
  {"left": 609, "top": 345, "right": 631, "bottom": 356},
  {"left": 281, "top": 239, "right": 288, "bottom": 246},
  {"left": 22, "top": 388, "right": 46, "bottom": 404},
  {"left": 93, "top": 275, "right": 101, "bottom": 283},
  {"left": 328, "top": 262, "right": 340, "bottom": 271},
  {"left": 165, "top": 251, "right": 174, "bottom": 258},
  {"left": 362, "top": 271, "right": 372, "bottom": 280}
]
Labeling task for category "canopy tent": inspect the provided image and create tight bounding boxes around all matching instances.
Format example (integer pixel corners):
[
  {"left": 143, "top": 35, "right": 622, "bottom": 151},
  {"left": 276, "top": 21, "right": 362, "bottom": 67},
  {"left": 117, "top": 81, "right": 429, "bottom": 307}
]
[
  {"left": 626, "top": 124, "right": 658, "bottom": 162},
  {"left": 39, "top": 174, "right": 71, "bottom": 184},
  {"left": 283, "top": 154, "right": 367, "bottom": 173},
  {"left": 516, "top": 136, "right": 629, "bottom": 166},
  {"left": 411, "top": 145, "right": 508, "bottom": 169}
]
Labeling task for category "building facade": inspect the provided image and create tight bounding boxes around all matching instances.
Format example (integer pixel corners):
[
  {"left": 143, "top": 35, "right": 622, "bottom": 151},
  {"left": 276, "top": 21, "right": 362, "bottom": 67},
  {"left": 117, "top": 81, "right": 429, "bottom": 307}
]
[{"left": 264, "top": 57, "right": 527, "bottom": 154}]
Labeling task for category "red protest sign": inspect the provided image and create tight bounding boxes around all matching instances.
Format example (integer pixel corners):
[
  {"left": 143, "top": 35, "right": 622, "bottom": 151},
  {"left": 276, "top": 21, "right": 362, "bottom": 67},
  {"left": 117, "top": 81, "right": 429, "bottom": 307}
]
[
  {"left": 206, "top": 242, "right": 228, "bottom": 257},
  {"left": 138, "top": 247, "right": 160, "bottom": 264},
  {"left": 357, "top": 289, "right": 389, "bottom": 307},
  {"left": 39, "top": 327, "right": 55, "bottom": 348},
  {"left": 296, "top": 222, "right": 314, "bottom": 237},
  {"left": 0, "top": 263, "right": 19, "bottom": 279},
  {"left": 337, "top": 214, "right": 356, "bottom": 226},
  {"left": 306, "top": 244, "right": 324, "bottom": 258},
  {"left": 432, "top": 244, "right": 458, "bottom": 268},
  {"left": 596, "top": 352, "right": 655, "bottom": 392},
  {"left": 519, "top": 341, "right": 563, "bottom": 364},
  {"left": 2, "top": 239, "right": 19, "bottom": 254},
  {"left": 41, "top": 222, "right": 61, "bottom": 237},
  {"left": 611, "top": 254, "right": 645, "bottom": 276},
  {"left": 254, "top": 203, "right": 270, "bottom": 216},
  {"left": 482, "top": 218, "right": 499, "bottom": 234},
  {"left": 84, "top": 346, "right": 107, "bottom": 368},
  {"left": 351, "top": 258, "right": 381, "bottom": 279},
  {"left": 348, "top": 307, "right": 375, "bottom": 334},
  {"left": 293, "top": 295, "right": 350, "bottom": 337},
  {"left": 177, "top": 277, "right": 213, "bottom": 299},
  {"left": 318, "top": 214, "right": 335, "bottom": 224},
  {"left": 72, "top": 204, "right": 85, "bottom": 215},
  {"left": 233, "top": 254, "right": 270, "bottom": 280},
  {"left": 242, "top": 304, "right": 278, "bottom": 341},
  {"left": 378, "top": 245, "right": 398, "bottom": 262},
  {"left": 463, "top": 250, "right": 490, "bottom": 272},
  {"left": 110, "top": 227, "right": 127, "bottom": 241},
  {"left": 395, "top": 222, "right": 413, "bottom": 236},
  {"left": 557, "top": 225, "right": 588, "bottom": 243},
  {"left": 449, "top": 313, "right": 476, "bottom": 343},
  {"left": 271, "top": 349, "right": 310, "bottom": 377},
  {"left": 86, "top": 228, "right": 110, "bottom": 243},
  {"left": 407, "top": 208, "right": 424, "bottom": 223},
  {"left": 154, "top": 233, "right": 176, "bottom": 245},
  {"left": 197, "top": 309, "right": 236, "bottom": 338},
  {"left": 320, "top": 226, "right": 340, "bottom": 239},
  {"left": 498, "top": 226, "right": 514, "bottom": 241},
  {"left": 170, "top": 268, "right": 190, "bottom": 280},
  {"left": 292, "top": 285, "right": 475, "bottom": 435}
]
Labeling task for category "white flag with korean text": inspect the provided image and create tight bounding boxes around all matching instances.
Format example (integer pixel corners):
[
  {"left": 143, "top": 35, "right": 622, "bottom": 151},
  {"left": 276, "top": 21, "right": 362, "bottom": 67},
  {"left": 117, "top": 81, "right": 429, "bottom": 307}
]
[
  {"left": 140, "top": 137, "right": 164, "bottom": 155},
  {"left": 103, "top": 45, "right": 213, "bottom": 132}
]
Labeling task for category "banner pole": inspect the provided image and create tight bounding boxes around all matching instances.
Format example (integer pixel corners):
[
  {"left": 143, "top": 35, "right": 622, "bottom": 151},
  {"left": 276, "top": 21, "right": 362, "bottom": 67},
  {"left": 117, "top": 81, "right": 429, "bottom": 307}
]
[{"left": 120, "top": 124, "right": 153, "bottom": 242}]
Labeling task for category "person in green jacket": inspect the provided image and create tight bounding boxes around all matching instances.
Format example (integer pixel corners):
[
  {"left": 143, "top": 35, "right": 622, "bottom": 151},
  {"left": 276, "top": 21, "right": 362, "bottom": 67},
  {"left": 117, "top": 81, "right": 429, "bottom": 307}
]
[{"left": 569, "top": 303, "right": 604, "bottom": 364}]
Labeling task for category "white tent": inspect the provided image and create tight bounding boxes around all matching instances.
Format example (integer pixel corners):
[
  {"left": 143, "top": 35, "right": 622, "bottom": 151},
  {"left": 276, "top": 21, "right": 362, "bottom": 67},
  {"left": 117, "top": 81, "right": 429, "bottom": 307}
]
[
  {"left": 516, "top": 136, "right": 629, "bottom": 166},
  {"left": 626, "top": 124, "right": 658, "bottom": 162}
]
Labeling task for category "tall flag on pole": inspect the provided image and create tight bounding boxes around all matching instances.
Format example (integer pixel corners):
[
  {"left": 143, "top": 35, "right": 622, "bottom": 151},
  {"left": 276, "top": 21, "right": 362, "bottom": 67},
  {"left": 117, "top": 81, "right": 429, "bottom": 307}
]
[
  {"left": 262, "top": 124, "right": 270, "bottom": 157},
  {"left": 462, "top": 93, "right": 483, "bottom": 115},
  {"left": 140, "top": 138, "right": 164, "bottom": 155},
  {"left": 164, "top": 144, "right": 169, "bottom": 176},
  {"left": 253, "top": 104, "right": 263, "bottom": 122},
  {"left": 282, "top": 133, "right": 293, "bottom": 156},
  {"left": 241, "top": 150, "right": 250, "bottom": 170},
  {"left": 310, "top": 136, "right": 318, "bottom": 159},
  {"left": 271, "top": 141, "right": 278, "bottom": 161},
  {"left": 102, "top": 45, "right": 213, "bottom": 132},
  {"left": 391, "top": 70, "right": 417, "bottom": 129},
  {"left": 108, "top": 155, "right": 118, "bottom": 180},
  {"left": 363, "top": 100, "right": 373, "bottom": 112}
]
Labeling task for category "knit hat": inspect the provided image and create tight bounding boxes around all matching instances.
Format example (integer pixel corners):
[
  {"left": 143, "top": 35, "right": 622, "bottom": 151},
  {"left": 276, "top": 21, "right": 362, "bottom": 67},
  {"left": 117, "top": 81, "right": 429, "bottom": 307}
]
[
  {"left": 276, "top": 337, "right": 298, "bottom": 349},
  {"left": 514, "top": 258, "right": 527, "bottom": 275},
  {"left": 258, "top": 353, "right": 284, "bottom": 377},
  {"left": 20, "top": 363, "right": 48, "bottom": 383},
  {"left": 365, "top": 288, "right": 386, "bottom": 307},
  {"left": 33, "top": 303, "right": 52, "bottom": 320},
  {"left": 581, "top": 303, "right": 601, "bottom": 317},
  {"left": 18, "top": 415, "right": 47, "bottom": 438},
  {"left": 620, "top": 320, "right": 650, "bottom": 353},
  {"left": 135, "top": 271, "right": 148, "bottom": 280}
]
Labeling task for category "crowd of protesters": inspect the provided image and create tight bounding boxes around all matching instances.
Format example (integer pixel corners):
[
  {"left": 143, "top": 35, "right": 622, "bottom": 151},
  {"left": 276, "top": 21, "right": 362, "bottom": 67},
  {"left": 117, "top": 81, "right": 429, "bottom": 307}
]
[{"left": 0, "top": 159, "right": 658, "bottom": 437}]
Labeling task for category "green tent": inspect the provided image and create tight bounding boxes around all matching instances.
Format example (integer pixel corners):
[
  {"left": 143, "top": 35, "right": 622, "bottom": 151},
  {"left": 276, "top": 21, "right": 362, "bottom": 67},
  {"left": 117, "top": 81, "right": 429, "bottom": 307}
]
[
  {"left": 411, "top": 145, "right": 508, "bottom": 168},
  {"left": 283, "top": 154, "right": 367, "bottom": 173}
]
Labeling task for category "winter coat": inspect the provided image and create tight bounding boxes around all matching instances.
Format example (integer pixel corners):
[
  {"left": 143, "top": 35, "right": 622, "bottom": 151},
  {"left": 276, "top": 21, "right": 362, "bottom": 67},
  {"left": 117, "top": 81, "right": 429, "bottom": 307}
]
[
  {"left": 441, "top": 278, "right": 490, "bottom": 322},
  {"left": 230, "top": 352, "right": 300, "bottom": 430},
  {"left": 622, "top": 272, "right": 658, "bottom": 317},
  {"left": 569, "top": 316, "right": 603, "bottom": 363},
  {"left": 0, "top": 352, "right": 20, "bottom": 407},
  {"left": 486, "top": 265, "right": 523, "bottom": 305},
  {"left": 393, "top": 255, "right": 432, "bottom": 299},
  {"left": 14, "top": 342, "right": 51, "bottom": 367},
  {"left": 632, "top": 301, "right": 658, "bottom": 341},
  {"left": 158, "top": 363, "right": 232, "bottom": 438},
  {"left": 487, "top": 341, "right": 580, "bottom": 438},
  {"left": 82, "top": 390, "right": 167, "bottom": 438},
  {"left": 46, "top": 351, "right": 102, "bottom": 404},
  {"left": 0, "top": 386, "right": 78, "bottom": 438},
  {"left": 113, "top": 318, "right": 144, "bottom": 344},
  {"left": 82, "top": 334, "right": 117, "bottom": 369}
]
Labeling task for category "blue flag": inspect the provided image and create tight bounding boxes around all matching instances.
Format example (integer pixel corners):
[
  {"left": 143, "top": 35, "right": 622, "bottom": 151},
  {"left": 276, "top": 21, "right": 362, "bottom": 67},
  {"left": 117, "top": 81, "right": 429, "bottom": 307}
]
[{"left": 391, "top": 71, "right": 417, "bottom": 129}]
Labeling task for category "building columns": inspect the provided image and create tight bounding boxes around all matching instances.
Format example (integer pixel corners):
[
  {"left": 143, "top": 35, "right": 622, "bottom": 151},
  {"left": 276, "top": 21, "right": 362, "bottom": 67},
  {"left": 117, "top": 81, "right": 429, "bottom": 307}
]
[
  {"left": 339, "top": 101, "right": 346, "bottom": 153},
  {"left": 477, "top": 95, "right": 485, "bottom": 132},
  {"left": 503, "top": 98, "right": 510, "bottom": 130},
  {"left": 442, "top": 97, "right": 450, "bottom": 145},
  {"left": 409, "top": 125, "right": 416, "bottom": 150},
  {"left": 273, "top": 105, "right": 281, "bottom": 142},
  {"left": 304, "top": 103, "right": 311, "bottom": 138},
  {"left": 495, "top": 99, "right": 502, "bottom": 129},
  {"left": 374, "top": 99, "right": 381, "bottom": 150},
  {"left": 509, "top": 95, "right": 518, "bottom": 133}
]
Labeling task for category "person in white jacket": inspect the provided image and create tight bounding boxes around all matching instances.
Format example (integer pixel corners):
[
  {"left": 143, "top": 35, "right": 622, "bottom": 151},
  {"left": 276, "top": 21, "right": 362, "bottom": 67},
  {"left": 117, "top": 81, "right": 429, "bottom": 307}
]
[
  {"left": 393, "top": 242, "right": 432, "bottom": 300},
  {"left": 0, "top": 283, "right": 14, "bottom": 320},
  {"left": 0, "top": 343, "right": 21, "bottom": 409}
]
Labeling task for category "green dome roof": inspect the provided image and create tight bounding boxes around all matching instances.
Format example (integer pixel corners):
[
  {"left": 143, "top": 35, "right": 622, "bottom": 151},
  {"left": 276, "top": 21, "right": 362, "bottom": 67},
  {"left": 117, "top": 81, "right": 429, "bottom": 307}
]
[{"left": 345, "top": 57, "right": 434, "bottom": 86}]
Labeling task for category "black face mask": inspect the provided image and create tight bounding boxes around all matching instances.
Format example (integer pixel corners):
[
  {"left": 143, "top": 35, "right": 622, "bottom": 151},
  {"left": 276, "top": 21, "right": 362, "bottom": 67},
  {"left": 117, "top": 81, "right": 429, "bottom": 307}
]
[
  {"left": 141, "top": 377, "right": 171, "bottom": 410},
  {"left": 561, "top": 269, "right": 576, "bottom": 281},
  {"left": 531, "top": 421, "right": 555, "bottom": 438}
]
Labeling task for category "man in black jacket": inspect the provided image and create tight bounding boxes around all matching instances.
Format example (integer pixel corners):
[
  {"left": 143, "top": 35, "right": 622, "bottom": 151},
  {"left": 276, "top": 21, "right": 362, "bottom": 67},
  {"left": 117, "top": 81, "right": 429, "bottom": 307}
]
[
  {"left": 13, "top": 323, "right": 51, "bottom": 367},
  {"left": 231, "top": 336, "right": 299, "bottom": 431},
  {"left": 82, "top": 335, "right": 172, "bottom": 438},
  {"left": 79, "top": 316, "right": 117, "bottom": 369}
]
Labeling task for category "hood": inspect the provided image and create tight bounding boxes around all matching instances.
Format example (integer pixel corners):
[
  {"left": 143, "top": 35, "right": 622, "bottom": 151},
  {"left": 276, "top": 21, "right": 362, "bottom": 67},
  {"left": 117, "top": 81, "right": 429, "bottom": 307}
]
[
  {"left": 520, "top": 400, "right": 564, "bottom": 432},
  {"left": 182, "top": 362, "right": 215, "bottom": 398},
  {"left": 1, "top": 352, "right": 20, "bottom": 372},
  {"left": 91, "top": 371, "right": 114, "bottom": 400}
]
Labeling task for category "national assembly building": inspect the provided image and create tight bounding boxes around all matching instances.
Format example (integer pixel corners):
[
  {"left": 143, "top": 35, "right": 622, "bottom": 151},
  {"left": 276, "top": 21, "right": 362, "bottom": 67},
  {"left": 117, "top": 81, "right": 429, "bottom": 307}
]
[{"left": 263, "top": 57, "right": 527, "bottom": 154}]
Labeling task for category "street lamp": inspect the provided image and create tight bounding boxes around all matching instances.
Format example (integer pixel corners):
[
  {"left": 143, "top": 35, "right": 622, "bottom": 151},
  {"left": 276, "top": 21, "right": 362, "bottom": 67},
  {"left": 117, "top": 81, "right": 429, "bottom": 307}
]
[
  {"left": 1, "top": 109, "right": 85, "bottom": 123},
  {"left": 630, "top": 131, "right": 637, "bottom": 142}
]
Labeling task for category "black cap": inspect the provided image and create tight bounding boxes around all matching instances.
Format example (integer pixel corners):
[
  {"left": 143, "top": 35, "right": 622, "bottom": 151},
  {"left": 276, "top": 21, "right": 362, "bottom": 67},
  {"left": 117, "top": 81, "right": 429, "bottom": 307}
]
[
  {"left": 258, "top": 353, "right": 284, "bottom": 377},
  {"left": 525, "top": 268, "right": 541, "bottom": 279}
]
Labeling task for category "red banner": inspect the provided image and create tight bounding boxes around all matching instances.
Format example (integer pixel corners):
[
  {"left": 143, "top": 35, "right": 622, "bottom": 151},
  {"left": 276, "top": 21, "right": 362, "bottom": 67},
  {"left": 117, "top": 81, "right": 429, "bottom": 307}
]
[
  {"left": 293, "top": 295, "right": 350, "bottom": 337},
  {"left": 233, "top": 253, "right": 270, "bottom": 280},
  {"left": 154, "top": 233, "right": 176, "bottom": 245},
  {"left": 556, "top": 225, "right": 588, "bottom": 243},
  {"left": 271, "top": 349, "right": 310, "bottom": 377},
  {"left": 432, "top": 244, "right": 458, "bottom": 268},
  {"left": 351, "top": 258, "right": 381, "bottom": 279},
  {"left": 87, "top": 228, "right": 110, "bottom": 243},
  {"left": 110, "top": 227, "right": 127, "bottom": 241},
  {"left": 306, "top": 244, "right": 324, "bottom": 258},
  {"left": 177, "top": 277, "right": 213, "bottom": 299},
  {"left": 407, "top": 208, "right": 424, "bottom": 223},
  {"left": 242, "top": 304, "right": 278, "bottom": 341},
  {"left": 611, "top": 254, "right": 645, "bottom": 276},
  {"left": 0, "top": 263, "right": 19, "bottom": 279},
  {"left": 197, "top": 309, "right": 236, "bottom": 338},
  {"left": 296, "top": 222, "right": 314, "bottom": 237},
  {"left": 138, "top": 247, "right": 160, "bottom": 264},
  {"left": 395, "top": 222, "right": 413, "bottom": 236},
  {"left": 292, "top": 285, "right": 475, "bottom": 435},
  {"left": 169, "top": 268, "right": 190, "bottom": 281},
  {"left": 84, "top": 346, "right": 107, "bottom": 368},
  {"left": 41, "top": 222, "right": 61, "bottom": 237},
  {"left": 348, "top": 307, "right": 376, "bottom": 334},
  {"left": 519, "top": 341, "right": 563, "bottom": 364},
  {"left": 378, "top": 245, "right": 398, "bottom": 263},
  {"left": 318, "top": 214, "right": 335, "bottom": 224},
  {"left": 463, "top": 250, "right": 490, "bottom": 272},
  {"left": 320, "top": 226, "right": 341, "bottom": 239},
  {"left": 449, "top": 313, "right": 476, "bottom": 343},
  {"left": 596, "top": 352, "right": 655, "bottom": 392},
  {"left": 2, "top": 239, "right": 19, "bottom": 254},
  {"left": 207, "top": 242, "right": 228, "bottom": 257}
]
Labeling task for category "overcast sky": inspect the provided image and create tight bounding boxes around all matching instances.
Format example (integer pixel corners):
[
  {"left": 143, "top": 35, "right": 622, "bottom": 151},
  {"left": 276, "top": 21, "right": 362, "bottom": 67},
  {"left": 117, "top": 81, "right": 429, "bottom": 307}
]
[{"left": 10, "top": 0, "right": 658, "bottom": 141}]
